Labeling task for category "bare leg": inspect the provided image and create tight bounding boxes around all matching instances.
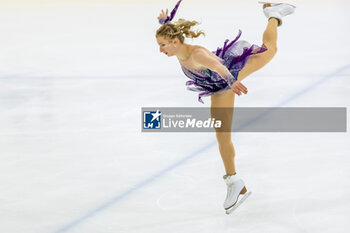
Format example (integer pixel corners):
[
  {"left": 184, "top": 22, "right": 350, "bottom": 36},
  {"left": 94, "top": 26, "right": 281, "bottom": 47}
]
[
  {"left": 238, "top": 18, "right": 279, "bottom": 81},
  {"left": 210, "top": 90, "right": 236, "bottom": 175},
  {"left": 210, "top": 18, "right": 279, "bottom": 175}
]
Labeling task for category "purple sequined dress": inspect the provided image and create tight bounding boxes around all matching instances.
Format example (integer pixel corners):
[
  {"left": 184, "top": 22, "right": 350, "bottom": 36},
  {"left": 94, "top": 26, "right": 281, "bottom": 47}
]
[{"left": 181, "top": 30, "right": 267, "bottom": 104}]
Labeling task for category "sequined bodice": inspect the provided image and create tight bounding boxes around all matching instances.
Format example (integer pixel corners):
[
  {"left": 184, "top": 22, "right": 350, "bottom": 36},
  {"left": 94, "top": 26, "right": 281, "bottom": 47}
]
[
  {"left": 180, "top": 65, "right": 226, "bottom": 84},
  {"left": 180, "top": 65, "right": 229, "bottom": 93}
]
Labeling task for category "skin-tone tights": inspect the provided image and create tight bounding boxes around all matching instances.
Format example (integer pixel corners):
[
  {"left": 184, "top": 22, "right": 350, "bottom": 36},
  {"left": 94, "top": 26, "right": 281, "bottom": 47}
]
[{"left": 210, "top": 18, "right": 278, "bottom": 175}]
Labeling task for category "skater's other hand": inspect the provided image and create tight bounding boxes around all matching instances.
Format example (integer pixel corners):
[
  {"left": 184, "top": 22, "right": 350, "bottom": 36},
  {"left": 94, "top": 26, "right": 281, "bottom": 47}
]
[
  {"left": 230, "top": 81, "right": 248, "bottom": 96},
  {"left": 157, "top": 9, "right": 169, "bottom": 21}
]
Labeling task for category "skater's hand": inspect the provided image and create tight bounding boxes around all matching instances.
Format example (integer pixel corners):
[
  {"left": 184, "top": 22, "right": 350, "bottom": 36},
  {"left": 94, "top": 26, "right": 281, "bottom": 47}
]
[
  {"left": 157, "top": 9, "right": 169, "bottom": 21},
  {"left": 230, "top": 81, "right": 248, "bottom": 96}
]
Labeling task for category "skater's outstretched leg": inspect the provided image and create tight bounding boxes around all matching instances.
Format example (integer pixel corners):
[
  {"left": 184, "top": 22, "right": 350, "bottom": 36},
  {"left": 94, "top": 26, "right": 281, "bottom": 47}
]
[
  {"left": 210, "top": 4, "right": 284, "bottom": 176},
  {"left": 237, "top": 17, "right": 278, "bottom": 81},
  {"left": 237, "top": 2, "right": 295, "bottom": 81},
  {"left": 209, "top": 2, "right": 296, "bottom": 214}
]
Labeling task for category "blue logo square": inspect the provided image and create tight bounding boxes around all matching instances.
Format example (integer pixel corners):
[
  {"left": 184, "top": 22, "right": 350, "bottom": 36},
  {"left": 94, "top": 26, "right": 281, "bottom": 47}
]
[{"left": 143, "top": 110, "right": 162, "bottom": 129}]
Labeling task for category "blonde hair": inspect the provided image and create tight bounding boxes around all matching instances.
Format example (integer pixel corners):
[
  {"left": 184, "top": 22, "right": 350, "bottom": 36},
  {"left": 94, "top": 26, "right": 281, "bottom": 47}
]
[{"left": 156, "top": 18, "right": 205, "bottom": 43}]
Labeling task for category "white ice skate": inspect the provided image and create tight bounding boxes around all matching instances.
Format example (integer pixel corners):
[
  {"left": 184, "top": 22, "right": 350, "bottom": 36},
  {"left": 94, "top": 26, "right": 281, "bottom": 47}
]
[
  {"left": 258, "top": 1, "right": 296, "bottom": 26},
  {"left": 223, "top": 174, "right": 252, "bottom": 214}
]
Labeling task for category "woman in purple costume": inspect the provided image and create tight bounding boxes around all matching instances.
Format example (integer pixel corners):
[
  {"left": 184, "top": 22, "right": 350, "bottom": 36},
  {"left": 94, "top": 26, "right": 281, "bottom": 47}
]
[{"left": 156, "top": 0, "right": 295, "bottom": 214}]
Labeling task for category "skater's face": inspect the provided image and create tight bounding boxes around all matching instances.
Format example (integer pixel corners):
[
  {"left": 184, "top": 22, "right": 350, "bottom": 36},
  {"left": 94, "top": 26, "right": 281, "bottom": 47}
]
[{"left": 156, "top": 36, "right": 180, "bottom": 57}]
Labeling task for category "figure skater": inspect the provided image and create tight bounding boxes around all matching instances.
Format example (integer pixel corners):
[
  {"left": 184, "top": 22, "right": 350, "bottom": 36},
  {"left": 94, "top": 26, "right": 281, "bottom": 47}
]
[{"left": 156, "top": 1, "right": 295, "bottom": 214}]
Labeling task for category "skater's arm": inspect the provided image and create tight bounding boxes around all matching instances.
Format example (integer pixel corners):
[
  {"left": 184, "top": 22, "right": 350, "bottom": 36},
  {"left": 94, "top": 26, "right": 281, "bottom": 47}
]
[
  {"left": 192, "top": 49, "right": 248, "bottom": 96},
  {"left": 157, "top": 9, "right": 168, "bottom": 24}
]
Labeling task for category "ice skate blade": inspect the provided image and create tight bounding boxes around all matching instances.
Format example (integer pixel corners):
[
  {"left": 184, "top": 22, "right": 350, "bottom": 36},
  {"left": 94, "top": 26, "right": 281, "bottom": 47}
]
[
  {"left": 258, "top": 1, "right": 296, "bottom": 8},
  {"left": 225, "top": 191, "right": 251, "bottom": 215}
]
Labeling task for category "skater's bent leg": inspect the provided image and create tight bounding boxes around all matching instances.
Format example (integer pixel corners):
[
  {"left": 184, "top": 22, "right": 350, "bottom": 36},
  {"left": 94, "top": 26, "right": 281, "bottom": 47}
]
[
  {"left": 237, "top": 18, "right": 278, "bottom": 81},
  {"left": 262, "top": 18, "right": 278, "bottom": 50},
  {"left": 210, "top": 90, "right": 236, "bottom": 175}
]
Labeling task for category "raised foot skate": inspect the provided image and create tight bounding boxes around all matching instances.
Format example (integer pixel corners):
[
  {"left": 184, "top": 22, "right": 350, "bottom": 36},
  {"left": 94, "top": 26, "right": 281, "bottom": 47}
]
[
  {"left": 258, "top": 1, "right": 296, "bottom": 26},
  {"left": 225, "top": 186, "right": 252, "bottom": 215},
  {"left": 258, "top": 1, "right": 296, "bottom": 8}
]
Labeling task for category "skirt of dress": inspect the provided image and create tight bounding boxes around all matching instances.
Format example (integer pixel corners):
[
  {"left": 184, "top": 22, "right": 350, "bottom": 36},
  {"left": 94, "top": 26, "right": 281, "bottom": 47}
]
[{"left": 185, "top": 29, "right": 267, "bottom": 104}]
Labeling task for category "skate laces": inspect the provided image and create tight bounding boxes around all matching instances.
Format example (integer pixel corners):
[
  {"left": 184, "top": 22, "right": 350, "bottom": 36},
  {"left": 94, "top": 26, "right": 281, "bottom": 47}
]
[
  {"left": 223, "top": 174, "right": 240, "bottom": 185},
  {"left": 225, "top": 185, "right": 233, "bottom": 201}
]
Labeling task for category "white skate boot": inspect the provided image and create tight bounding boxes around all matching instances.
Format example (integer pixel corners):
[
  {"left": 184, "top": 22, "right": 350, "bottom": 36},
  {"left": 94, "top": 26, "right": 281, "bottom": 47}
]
[
  {"left": 258, "top": 1, "right": 296, "bottom": 26},
  {"left": 223, "top": 174, "right": 252, "bottom": 214}
]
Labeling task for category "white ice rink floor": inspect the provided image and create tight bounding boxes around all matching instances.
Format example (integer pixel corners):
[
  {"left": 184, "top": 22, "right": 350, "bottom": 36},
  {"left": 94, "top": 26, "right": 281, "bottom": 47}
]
[{"left": 0, "top": 1, "right": 349, "bottom": 233}]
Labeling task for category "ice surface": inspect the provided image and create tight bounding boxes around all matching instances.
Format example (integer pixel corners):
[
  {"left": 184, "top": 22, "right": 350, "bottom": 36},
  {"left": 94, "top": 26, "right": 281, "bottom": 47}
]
[{"left": 0, "top": 1, "right": 349, "bottom": 233}]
